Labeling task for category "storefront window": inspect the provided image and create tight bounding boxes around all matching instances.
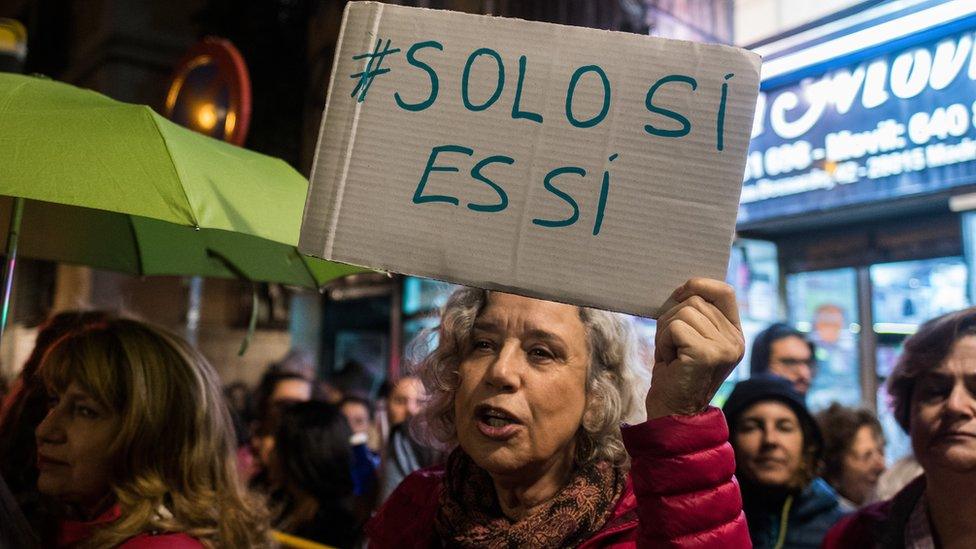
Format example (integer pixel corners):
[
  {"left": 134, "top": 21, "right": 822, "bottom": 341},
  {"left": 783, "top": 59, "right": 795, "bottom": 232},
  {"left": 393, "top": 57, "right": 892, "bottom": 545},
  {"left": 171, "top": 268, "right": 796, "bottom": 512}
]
[
  {"left": 787, "top": 268, "right": 860, "bottom": 412},
  {"left": 871, "top": 256, "right": 969, "bottom": 463},
  {"left": 403, "top": 277, "right": 457, "bottom": 316},
  {"left": 402, "top": 277, "right": 459, "bottom": 360},
  {"left": 710, "top": 239, "right": 783, "bottom": 406}
]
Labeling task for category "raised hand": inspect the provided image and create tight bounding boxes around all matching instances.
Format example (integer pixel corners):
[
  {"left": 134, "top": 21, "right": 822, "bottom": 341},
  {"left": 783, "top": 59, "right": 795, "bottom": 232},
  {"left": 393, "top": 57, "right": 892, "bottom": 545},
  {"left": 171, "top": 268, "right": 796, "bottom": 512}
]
[{"left": 645, "top": 278, "right": 745, "bottom": 419}]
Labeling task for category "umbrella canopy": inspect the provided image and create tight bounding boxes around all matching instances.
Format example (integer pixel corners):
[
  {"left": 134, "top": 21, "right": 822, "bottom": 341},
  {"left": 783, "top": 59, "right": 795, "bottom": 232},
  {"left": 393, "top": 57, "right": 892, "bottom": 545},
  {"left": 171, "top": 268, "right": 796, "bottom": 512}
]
[
  {"left": 0, "top": 197, "right": 358, "bottom": 287},
  {"left": 0, "top": 73, "right": 364, "bottom": 286}
]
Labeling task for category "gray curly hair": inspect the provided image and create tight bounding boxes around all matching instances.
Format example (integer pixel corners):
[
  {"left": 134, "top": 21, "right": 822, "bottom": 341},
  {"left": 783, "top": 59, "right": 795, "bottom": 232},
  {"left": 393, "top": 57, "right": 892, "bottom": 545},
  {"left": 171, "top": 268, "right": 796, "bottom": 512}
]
[{"left": 408, "top": 287, "right": 650, "bottom": 467}]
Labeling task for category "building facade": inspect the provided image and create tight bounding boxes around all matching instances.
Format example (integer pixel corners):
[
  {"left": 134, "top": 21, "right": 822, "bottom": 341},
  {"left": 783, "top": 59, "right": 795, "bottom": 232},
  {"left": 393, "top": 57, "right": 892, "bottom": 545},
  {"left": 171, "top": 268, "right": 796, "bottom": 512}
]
[{"left": 732, "top": 0, "right": 976, "bottom": 460}]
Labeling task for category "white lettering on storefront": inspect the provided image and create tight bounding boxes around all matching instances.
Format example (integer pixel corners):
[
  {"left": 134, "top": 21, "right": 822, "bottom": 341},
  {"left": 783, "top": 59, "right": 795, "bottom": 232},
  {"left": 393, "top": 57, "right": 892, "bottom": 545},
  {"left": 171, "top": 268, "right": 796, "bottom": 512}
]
[{"left": 763, "top": 32, "right": 976, "bottom": 140}]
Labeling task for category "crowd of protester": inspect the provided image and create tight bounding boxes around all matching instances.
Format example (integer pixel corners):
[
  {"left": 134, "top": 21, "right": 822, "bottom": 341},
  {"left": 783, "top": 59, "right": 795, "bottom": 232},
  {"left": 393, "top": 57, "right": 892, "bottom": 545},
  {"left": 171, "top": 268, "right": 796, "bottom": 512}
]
[{"left": 0, "top": 279, "right": 973, "bottom": 547}]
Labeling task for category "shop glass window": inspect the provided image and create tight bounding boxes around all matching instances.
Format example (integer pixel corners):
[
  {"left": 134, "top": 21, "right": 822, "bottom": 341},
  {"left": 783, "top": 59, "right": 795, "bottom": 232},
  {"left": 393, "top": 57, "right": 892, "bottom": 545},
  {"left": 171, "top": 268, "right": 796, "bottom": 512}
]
[
  {"left": 871, "top": 256, "right": 969, "bottom": 463},
  {"left": 787, "top": 268, "right": 861, "bottom": 412},
  {"left": 711, "top": 239, "right": 782, "bottom": 406},
  {"left": 402, "top": 277, "right": 460, "bottom": 365}
]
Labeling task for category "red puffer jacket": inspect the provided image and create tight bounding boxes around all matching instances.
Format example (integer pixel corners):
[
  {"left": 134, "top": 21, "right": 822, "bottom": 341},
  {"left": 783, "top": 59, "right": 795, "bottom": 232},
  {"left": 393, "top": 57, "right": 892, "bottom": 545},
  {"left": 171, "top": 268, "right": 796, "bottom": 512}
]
[
  {"left": 366, "top": 407, "right": 750, "bottom": 548},
  {"left": 58, "top": 505, "right": 203, "bottom": 548}
]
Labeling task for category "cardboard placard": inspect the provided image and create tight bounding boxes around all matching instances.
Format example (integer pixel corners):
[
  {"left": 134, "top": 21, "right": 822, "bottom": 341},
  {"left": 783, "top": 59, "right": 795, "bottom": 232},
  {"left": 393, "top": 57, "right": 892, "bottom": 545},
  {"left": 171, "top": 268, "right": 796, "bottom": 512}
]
[{"left": 300, "top": 1, "right": 761, "bottom": 317}]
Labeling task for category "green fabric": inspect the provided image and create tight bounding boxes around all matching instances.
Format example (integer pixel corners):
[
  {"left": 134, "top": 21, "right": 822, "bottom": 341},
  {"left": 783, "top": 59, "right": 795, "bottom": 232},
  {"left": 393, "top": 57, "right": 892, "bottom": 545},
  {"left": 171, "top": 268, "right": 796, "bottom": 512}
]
[{"left": 0, "top": 74, "right": 366, "bottom": 287}]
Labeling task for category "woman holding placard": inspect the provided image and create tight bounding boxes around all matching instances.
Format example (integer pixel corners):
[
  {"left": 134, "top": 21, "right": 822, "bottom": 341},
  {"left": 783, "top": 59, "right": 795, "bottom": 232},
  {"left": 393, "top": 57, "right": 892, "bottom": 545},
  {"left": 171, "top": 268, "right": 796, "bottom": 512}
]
[{"left": 366, "top": 277, "right": 749, "bottom": 547}]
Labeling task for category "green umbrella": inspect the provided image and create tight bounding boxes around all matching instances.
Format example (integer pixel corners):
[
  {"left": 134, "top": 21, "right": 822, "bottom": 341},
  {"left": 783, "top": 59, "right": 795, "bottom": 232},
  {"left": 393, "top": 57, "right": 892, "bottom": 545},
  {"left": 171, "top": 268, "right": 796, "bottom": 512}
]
[{"left": 0, "top": 73, "right": 364, "bottom": 343}]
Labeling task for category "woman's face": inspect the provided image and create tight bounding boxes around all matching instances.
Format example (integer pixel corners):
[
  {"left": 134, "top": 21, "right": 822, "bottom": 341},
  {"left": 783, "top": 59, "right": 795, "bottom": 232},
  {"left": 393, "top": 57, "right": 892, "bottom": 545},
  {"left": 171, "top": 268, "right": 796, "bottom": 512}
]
[
  {"left": 733, "top": 401, "right": 805, "bottom": 487},
  {"left": 35, "top": 381, "right": 121, "bottom": 510},
  {"left": 838, "top": 425, "right": 886, "bottom": 505},
  {"left": 911, "top": 335, "right": 976, "bottom": 474},
  {"left": 454, "top": 293, "right": 590, "bottom": 479}
]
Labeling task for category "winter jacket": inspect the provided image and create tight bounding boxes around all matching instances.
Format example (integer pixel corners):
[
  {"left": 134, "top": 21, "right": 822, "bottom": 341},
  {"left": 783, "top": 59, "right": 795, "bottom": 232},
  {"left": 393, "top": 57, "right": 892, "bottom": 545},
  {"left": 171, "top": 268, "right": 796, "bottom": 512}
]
[
  {"left": 741, "top": 477, "right": 845, "bottom": 549},
  {"left": 822, "top": 475, "right": 927, "bottom": 549},
  {"left": 366, "top": 406, "right": 750, "bottom": 548},
  {"left": 58, "top": 505, "right": 203, "bottom": 548}
]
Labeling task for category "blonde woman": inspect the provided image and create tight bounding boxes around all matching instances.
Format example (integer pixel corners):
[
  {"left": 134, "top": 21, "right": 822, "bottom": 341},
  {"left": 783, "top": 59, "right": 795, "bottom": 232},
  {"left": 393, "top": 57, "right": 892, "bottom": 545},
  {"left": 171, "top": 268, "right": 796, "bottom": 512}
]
[{"left": 34, "top": 318, "right": 270, "bottom": 548}]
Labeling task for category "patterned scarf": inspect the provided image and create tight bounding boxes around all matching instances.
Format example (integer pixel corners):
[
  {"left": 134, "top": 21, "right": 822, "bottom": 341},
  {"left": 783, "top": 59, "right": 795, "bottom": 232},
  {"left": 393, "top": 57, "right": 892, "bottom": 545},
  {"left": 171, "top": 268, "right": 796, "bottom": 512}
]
[{"left": 435, "top": 449, "right": 624, "bottom": 548}]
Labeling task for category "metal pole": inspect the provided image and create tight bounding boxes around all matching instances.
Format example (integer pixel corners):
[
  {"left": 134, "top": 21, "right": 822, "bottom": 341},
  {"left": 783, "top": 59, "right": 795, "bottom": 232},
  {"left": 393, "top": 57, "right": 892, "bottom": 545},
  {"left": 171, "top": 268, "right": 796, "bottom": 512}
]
[
  {"left": 1, "top": 197, "right": 25, "bottom": 341},
  {"left": 857, "top": 266, "right": 878, "bottom": 411},
  {"left": 186, "top": 276, "right": 203, "bottom": 346}
]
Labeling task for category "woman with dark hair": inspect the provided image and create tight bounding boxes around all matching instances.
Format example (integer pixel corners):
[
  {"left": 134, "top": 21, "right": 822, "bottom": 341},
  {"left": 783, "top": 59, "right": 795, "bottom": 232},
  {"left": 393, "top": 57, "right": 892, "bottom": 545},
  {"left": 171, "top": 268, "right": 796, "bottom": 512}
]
[
  {"left": 825, "top": 307, "right": 976, "bottom": 548},
  {"left": 724, "top": 375, "right": 845, "bottom": 548},
  {"left": 815, "top": 403, "right": 886, "bottom": 510},
  {"left": 269, "top": 401, "right": 360, "bottom": 548},
  {"left": 249, "top": 369, "right": 320, "bottom": 489}
]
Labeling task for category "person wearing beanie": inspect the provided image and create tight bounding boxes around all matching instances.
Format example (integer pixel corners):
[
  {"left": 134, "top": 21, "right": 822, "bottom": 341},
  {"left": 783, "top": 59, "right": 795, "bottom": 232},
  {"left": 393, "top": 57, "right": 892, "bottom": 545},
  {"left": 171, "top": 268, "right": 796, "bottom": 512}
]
[
  {"left": 750, "top": 323, "right": 817, "bottom": 394},
  {"left": 724, "top": 375, "right": 847, "bottom": 548}
]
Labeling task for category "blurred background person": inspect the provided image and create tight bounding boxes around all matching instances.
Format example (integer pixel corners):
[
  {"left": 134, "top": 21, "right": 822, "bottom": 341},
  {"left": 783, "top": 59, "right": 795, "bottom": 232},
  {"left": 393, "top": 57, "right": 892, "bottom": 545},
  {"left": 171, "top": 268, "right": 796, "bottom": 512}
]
[
  {"left": 750, "top": 322, "right": 817, "bottom": 395},
  {"left": 338, "top": 396, "right": 381, "bottom": 504},
  {"left": 0, "top": 310, "right": 114, "bottom": 538},
  {"left": 267, "top": 348, "right": 316, "bottom": 381},
  {"left": 224, "top": 381, "right": 254, "bottom": 427},
  {"left": 869, "top": 454, "right": 923, "bottom": 503},
  {"left": 223, "top": 382, "right": 259, "bottom": 482},
  {"left": 34, "top": 318, "right": 270, "bottom": 547},
  {"left": 268, "top": 401, "right": 361, "bottom": 549},
  {"left": 825, "top": 307, "right": 976, "bottom": 548},
  {"left": 339, "top": 395, "right": 373, "bottom": 440},
  {"left": 377, "top": 373, "right": 441, "bottom": 502},
  {"left": 724, "top": 375, "right": 846, "bottom": 548},
  {"left": 250, "top": 369, "right": 319, "bottom": 488},
  {"left": 253, "top": 370, "right": 314, "bottom": 419},
  {"left": 386, "top": 375, "right": 423, "bottom": 428},
  {"left": 333, "top": 359, "right": 377, "bottom": 401},
  {"left": 816, "top": 403, "right": 886, "bottom": 510}
]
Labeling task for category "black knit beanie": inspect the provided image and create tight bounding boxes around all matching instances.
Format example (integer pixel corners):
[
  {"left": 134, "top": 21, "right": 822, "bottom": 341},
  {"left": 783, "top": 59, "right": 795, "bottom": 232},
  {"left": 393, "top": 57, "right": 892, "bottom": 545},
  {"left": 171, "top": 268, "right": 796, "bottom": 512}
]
[{"left": 722, "top": 374, "right": 823, "bottom": 458}]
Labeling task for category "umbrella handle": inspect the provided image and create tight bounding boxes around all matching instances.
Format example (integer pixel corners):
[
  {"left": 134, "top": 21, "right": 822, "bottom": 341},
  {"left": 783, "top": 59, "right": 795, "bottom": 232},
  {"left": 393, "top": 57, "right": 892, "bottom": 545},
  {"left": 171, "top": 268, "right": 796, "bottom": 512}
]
[
  {"left": 1, "top": 197, "right": 25, "bottom": 341},
  {"left": 203, "top": 249, "right": 258, "bottom": 356}
]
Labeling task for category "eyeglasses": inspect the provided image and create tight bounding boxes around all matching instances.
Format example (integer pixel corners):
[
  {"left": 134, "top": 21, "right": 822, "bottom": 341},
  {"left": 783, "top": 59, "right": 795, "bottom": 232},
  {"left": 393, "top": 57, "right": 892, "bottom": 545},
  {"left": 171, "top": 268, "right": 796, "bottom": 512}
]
[{"left": 773, "top": 357, "right": 817, "bottom": 369}]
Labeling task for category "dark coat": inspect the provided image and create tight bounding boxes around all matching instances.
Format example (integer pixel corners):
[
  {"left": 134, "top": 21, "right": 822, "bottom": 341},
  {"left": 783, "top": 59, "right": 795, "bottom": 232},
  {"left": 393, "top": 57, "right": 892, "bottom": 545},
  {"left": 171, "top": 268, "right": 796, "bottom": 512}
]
[
  {"left": 742, "top": 477, "right": 847, "bottom": 548},
  {"left": 822, "top": 476, "right": 927, "bottom": 548}
]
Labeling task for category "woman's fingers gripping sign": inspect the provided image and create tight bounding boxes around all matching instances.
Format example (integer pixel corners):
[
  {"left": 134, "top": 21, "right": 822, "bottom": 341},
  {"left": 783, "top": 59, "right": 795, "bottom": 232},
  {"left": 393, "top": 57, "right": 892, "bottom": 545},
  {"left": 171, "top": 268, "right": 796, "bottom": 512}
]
[{"left": 646, "top": 278, "right": 745, "bottom": 420}]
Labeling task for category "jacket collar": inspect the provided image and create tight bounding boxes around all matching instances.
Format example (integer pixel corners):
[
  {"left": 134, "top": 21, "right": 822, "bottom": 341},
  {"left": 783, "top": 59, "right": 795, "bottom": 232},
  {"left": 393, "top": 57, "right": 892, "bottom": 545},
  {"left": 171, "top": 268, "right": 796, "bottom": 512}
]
[{"left": 58, "top": 504, "right": 121, "bottom": 547}]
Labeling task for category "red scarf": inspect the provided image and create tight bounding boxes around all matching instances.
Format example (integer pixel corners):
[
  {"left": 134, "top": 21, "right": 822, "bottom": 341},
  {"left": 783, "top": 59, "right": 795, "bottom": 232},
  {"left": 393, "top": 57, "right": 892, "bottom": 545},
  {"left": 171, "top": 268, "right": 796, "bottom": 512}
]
[{"left": 435, "top": 450, "right": 624, "bottom": 548}]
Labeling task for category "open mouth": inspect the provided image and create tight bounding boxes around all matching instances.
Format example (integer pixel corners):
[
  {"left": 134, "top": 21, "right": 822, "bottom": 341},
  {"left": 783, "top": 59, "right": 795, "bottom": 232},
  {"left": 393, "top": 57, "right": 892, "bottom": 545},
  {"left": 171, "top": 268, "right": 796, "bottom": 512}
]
[{"left": 474, "top": 405, "right": 522, "bottom": 439}]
